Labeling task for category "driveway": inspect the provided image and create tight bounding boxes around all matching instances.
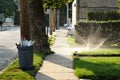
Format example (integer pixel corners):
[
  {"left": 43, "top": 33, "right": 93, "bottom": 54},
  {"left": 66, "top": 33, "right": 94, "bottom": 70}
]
[{"left": 0, "top": 26, "right": 20, "bottom": 71}]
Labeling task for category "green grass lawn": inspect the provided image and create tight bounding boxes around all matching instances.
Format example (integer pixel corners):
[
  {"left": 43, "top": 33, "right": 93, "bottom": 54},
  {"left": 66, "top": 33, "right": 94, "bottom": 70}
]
[
  {"left": 0, "top": 51, "right": 46, "bottom": 80},
  {"left": 74, "top": 48, "right": 120, "bottom": 55},
  {"left": 67, "top": 36, "right": 78, "bottom": 45},
  {"left": 73, "top": 57, "right": 120, "bottom": 80}
]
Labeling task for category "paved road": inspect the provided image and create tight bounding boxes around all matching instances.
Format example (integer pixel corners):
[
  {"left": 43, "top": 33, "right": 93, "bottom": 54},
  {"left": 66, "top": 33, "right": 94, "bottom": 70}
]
[{"left": 0, "top": 26, "right": 20, "bottom": 71}]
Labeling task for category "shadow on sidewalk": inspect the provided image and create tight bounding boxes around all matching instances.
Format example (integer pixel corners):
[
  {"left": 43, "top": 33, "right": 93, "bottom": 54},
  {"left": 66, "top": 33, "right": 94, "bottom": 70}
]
[
  {"left": 45, "top": 54, "right": 73, "bottom": 69},
  {"left": 36, "top": 28, "right": 78, "bottom": 80},
  {"left": 35, "top": 54, "right": 77, "bottom": 80},
  {"left": 36, "top": 72, "right": 54, "bottom": 80}
]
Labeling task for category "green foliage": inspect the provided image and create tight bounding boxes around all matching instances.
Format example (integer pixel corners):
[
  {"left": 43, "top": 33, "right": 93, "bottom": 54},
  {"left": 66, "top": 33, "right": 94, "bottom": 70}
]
[
  {"left": 0, "top": 51, "right": 46, "bottom": 80},
  {"left": 0, "top": 0, "right": 18, "bottom": 18},
  {"left": 88, "top": 11, "right": 120, "bottom": 21},
  {"left": 73, "top": 57, "right": 120, "bottom": 80},
  {"left": 43, "top": 0, "right": 72, "bottom": 9},
  {"left": 67, "top": 36, "right": 77, "bottom": 45},
  {"left": 48, "top": 35, "right": 56, "bottom": 46},
  {"left": 118, "top": 0, "right": 120, "bottom": 9}
]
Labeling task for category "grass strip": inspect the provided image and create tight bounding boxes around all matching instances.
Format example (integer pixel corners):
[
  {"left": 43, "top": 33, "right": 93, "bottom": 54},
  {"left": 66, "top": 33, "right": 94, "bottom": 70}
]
[
  {"left": 73, "top": 48, "right": 120, "bottom": 57},
  {"left": 0, "top": 51, "right": 46, "bottom": 80},
  {"left": 67, "top": 36, "right": 78, "bottom": 45}
]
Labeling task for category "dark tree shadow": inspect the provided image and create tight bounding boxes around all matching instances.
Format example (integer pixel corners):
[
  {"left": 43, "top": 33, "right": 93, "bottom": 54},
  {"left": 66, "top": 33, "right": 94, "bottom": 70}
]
[
  {"left": 35, "top": 53, "right": 76, "bottom": 80},
  {"left": 35, "top": 72, "right": 54, "bottom": 80},
  {"left": 45, "top": 54, "right": 73, "bottom": 69}
]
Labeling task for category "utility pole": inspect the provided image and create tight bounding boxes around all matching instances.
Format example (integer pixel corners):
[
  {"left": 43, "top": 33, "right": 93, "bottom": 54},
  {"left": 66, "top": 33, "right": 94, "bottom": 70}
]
[
  {"left": 56, "top": 10, "right": 60, "bottom": 29},
  {"left": 67, "top": 4, "right": 69, "bottom": 27}
]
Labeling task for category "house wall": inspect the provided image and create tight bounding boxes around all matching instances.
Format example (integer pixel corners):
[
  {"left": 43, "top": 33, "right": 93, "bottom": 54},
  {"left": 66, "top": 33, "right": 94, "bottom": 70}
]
[
  {"left": 72, "top": 0, "right": 77, "bottom": 25},
  {"left": 78, "top": 0, "right": 118, "bottom": 20}
]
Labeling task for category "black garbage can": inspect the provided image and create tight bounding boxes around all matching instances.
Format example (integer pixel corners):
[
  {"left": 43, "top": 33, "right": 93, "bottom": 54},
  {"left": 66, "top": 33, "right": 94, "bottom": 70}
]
[{"left": 17, "top": 46, "right": 33, "bottom": 70}]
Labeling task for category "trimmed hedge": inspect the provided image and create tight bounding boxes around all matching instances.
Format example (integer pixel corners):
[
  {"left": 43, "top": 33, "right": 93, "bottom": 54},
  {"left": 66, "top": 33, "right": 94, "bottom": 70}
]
[
  {"left": 75, "top": 20, "right": 120, "bottom": 47},
  {"left": 88, "top": 11, "right": 120, "bottom": 21}
]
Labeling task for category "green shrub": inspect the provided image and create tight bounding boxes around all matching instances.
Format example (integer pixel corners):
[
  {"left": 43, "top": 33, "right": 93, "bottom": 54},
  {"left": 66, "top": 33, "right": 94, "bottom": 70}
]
[
  {"left": 48, "top": 35, "right": 56, "bottom": 46},
  {"left": 75, "top": 20, "right": 120, "bottom": 47},
  {"left": 88, "top": 11, "right": 120, "bottom": 21}
]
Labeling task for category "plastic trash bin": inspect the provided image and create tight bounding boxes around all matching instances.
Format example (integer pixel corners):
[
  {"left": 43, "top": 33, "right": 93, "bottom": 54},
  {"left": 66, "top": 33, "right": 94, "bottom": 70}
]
[{"left": 17, "top": 46, "right": 33, "bottom": 70}]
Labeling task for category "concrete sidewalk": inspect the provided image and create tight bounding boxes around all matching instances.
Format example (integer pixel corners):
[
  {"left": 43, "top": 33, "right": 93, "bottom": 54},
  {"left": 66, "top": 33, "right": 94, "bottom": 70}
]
[{"left": 35, "top": 28, "right": 78, "bottom": 80}]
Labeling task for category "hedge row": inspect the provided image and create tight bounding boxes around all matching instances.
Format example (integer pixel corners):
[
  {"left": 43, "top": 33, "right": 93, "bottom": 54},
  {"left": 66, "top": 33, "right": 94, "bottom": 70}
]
[
  {"left": 88, "top": 11, "right": 120, "bottom": 21},
  {"left": 75, "top": 20, "right": 120, "bottom": 47}
]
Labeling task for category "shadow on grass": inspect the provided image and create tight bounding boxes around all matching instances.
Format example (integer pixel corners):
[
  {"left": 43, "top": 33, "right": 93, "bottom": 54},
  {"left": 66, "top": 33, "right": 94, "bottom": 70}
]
[{"left": 74, "top": 57, "right": 120, "bottom": 80}]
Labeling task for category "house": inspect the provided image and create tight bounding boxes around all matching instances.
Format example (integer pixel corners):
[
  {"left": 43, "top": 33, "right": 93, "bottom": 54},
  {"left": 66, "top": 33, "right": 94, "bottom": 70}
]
[{"left": 72, "top": 0, "right": 118, "bottom": 25}]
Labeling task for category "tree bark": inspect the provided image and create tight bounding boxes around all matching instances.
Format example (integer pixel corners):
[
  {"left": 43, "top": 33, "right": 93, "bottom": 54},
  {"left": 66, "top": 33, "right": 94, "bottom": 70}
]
[
  {"left": 28, "top": 0, "right": 50, "bottom": 51},
  {"left": 50, "top": 9, "right": 56, "bottom": 35},
  {"left": 20, "top": 0, "right": 30, "bottom": 40},
  {"left": 56, "top": 10, "right": 60, "bottom": 29}
]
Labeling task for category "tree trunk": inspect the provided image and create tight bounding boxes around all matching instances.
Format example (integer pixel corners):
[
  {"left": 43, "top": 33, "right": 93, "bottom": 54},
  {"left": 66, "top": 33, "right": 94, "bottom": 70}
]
[
  {"left": 50, "top": 9, "right": 56, "bottom": 35},
  {"left": 20, "top": 0, "right": 30, "bottom": 40},
  {"left": 49, "top": 9, "right": 53, "bottom": 35},
  {"left": 56, "top": 10, "right": 60, "bottom": 29},
  {"left": 28, "top": 0, "right": 50, "bottom": 51},
  {"left": 52, "top": 9, "right": 56, "bottom": 32}
]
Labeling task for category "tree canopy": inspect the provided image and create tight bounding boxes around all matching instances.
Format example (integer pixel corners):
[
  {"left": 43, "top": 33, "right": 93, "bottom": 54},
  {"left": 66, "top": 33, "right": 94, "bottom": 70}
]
[
  {"left": 43, "top": 0, "right": 72, "bottom": 9},
  {"left": 0, "top": 0, "right": 18, "bottom": 18}
]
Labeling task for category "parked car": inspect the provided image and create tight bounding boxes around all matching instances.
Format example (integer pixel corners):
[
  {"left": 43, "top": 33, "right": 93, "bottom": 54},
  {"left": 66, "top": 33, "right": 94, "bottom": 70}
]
[
  {"left": 4, "top": 17, "right": 14, "bottom": 26},
  {"left": 5, "top": 17, "right": 14, "bottom": 23}
]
